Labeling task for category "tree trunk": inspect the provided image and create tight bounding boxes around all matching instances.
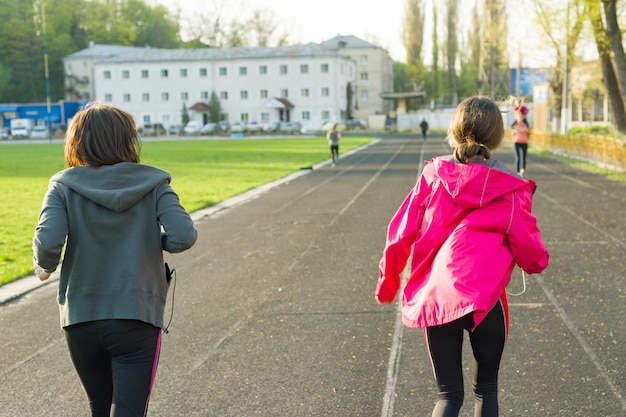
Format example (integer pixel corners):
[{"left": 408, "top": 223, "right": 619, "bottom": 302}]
[
  {"left": 602, "top": 0, "right": 626, "bottom": 109},
  {"left": 588, "top": 0, "right": 626, "bottom": 133}
]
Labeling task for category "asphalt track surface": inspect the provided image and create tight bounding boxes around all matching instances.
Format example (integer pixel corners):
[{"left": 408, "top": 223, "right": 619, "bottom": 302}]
[{"left": 1, "top": 135, "right": 625, "bottom": 416}]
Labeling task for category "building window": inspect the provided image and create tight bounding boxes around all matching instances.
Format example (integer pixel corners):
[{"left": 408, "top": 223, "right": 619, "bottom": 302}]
[
  {"left": 280, "top": 89, "right": 288, "bottom": 98},
  {"left": 141, "top": 69, "right": 149, "bottom": 78},
  {"left": 104, "top": 93, "right": 112, "bottom": 102},
  {"left": 199, "top": 68, "right": 207, "bottom": 77},
  {"left": 260, "top": 89, "right": 268, "bottom": 99},
  {"left": 359, "top": 54, "right": 368, "bottom": 64},
  {"left": 103, "top": 70, "right": 111, "bottom": 79},
  {"left": 121, "top": 70, "right": 129, "bottom": 79},
  {"left": 219, "top": 67, "right": 227, "bottom": 76},
  {"left": 321, "top": 110, "right": 330, "bottom": 120},
  {"left": 321, "top": 87, "right": 330, "bottom": 97},
  {"left": 302, "top": 111, "right": 310, "bottom": 120},
  {"left": 181, "top": 92, "right": 188, "bottom": 101},
  {"left": 180, "top": 68, "right": 188, "bottom": 77},
  {"left": 239, "top": 66, "right": 247, "bottom": 76},
  {"left": 259, "top": 65, "right": 268, "bottom": 75},
  {"left": 280, "top": 65, "right": 288, "bottom": 75},
  {"left": 361, "top": 90, "right": 369, "bottom": 100},
  {"left": 320, "top": 63, "right": 329, "bottom": 73},
  {"left": 220, "top": 91, "right": 228, "bottom": 100},
  {"left": 161, "top": 92, "right": 169, "bottom": 101},
  {"left": 301, "top": 88, "right": 309, "bottom": 97},
  {"left": 142, "top": 93, "right": 150, "bottom": 102},
  {"left": 143, "top": 115, "right": 151, "bottom": 125},
  {"left": 360, "top": 72, "right": 368, "bottom": 81},
  {"left": 241, "top": 113, "right": 249, "bottom": 122},
  {"left": 300, "top": 64, "right": 309, "bottom": 74},
  {"left": 201, "top": 91, "right": 208, "bottom": 100},
  {"left": 123, "top": 93, "right": 131, "bottom": 102},
  {"left": 261, "top": 112, "right": 269, "bottom": 122},
  {"left": 240, "top": 90, "right": 248, "bottom": 99},
  {"left": 161, "top": 69, "right": 168, "bottom": 78}
]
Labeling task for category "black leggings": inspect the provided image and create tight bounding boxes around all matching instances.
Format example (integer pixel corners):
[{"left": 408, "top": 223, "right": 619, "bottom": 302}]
[
  {"left": 425, "top": 300, "right": 507, "bottom": 417},
  {"left": 64, "top": 319, "right": 162, "bottom": 417},
  {"left": 330, "top": 145, "right": 339, "bottom": 163}
]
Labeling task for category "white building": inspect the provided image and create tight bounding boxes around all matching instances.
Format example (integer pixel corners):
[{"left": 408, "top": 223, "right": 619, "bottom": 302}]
[
  {"left": 63, "top": 37, "right": 394, "bottom": 132},
  {"left": 321, "top": 35, "right": 394, "bottom": 120},
  {"left": 63, "top": 42, "right": 157, "bottom": 101}
]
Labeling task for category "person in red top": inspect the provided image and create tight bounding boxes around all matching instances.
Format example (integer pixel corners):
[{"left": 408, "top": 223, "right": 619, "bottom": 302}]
[{"left": 511, "top": 103, "right": 531, "bottom": 176}]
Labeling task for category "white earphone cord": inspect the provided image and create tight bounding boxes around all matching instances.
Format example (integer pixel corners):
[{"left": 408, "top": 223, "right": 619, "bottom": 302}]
[{"left": 507, "top": 269, "right": 527, "bottom": 296}]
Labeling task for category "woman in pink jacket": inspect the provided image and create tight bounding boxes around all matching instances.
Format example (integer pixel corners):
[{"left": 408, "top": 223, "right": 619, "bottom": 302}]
[{"left": 377, "top": 96, "right": 549, "bottom": 417}]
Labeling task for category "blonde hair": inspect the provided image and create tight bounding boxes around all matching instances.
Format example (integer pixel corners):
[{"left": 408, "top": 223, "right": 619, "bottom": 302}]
[
  {"left": 65, "top": 103, "right": 141, "bottom": 167},
  {"left": 446, "top": 96, "right": 504, "bottom": 163}
]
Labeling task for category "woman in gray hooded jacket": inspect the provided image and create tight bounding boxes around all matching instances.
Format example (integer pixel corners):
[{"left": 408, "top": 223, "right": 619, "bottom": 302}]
[{"left": 33, "top": 103, "right": 197, "bottom": 417}]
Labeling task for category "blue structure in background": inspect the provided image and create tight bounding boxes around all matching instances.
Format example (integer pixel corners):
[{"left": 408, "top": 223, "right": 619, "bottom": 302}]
[
  {"left": 0, "top": 101, "right": 87, "bottom": 128},
  {"left": 510, "top": 68, "right": 552, "bottom": 96}
]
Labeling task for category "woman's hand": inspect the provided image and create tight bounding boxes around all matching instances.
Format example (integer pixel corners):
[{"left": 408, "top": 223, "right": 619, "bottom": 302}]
[{"left": 33, "top": 264, "right": 51, "bottom": 281}]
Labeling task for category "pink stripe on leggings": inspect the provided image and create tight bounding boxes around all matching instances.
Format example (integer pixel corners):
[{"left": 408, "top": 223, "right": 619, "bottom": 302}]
[{"left": 143, "top": 330, "right": 163, "bottom": 417}]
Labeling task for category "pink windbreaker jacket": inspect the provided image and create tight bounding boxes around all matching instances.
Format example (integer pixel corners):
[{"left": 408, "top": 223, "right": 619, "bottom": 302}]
[{"left": 377, "top": 156, "right": 549, "bottom": 330}]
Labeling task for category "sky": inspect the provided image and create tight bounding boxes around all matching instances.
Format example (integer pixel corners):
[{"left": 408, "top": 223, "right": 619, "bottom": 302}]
[{"left": 153, "top": 0, "right": 570, "bottom": 68}]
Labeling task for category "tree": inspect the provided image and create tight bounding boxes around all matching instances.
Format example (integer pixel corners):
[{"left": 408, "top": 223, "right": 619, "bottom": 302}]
[
  {"left": 403, "top": 0, "right": 425, "bottom": 65},
  {"left": 445, "top": 0, "right": 459, "bottom": 104},
  {"left": 478, "top": 0, "right": 509, "bottom": 98},
  {"left": 531, "top": 0, "right": 586, "bottom": 127},
  {"left": 587, "top": 0, "right": 626, "bottom": 132},
  {"left": 431, "top": 2, "right": 440, "bottom": 101},
  {"left": 207, "top": 91, "right": 222, "bottom": 123},
  {"left": 181, "top": 103, "right": 190, "bottom": 126}
]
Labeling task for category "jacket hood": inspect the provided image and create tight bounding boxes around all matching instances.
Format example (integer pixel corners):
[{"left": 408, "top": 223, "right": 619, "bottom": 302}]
[
  {"left": 50, "top": 162, "right": 171, "bottom": 212},
  {"left": 431, "top": 156, "right": 531, "bottom": 208}
]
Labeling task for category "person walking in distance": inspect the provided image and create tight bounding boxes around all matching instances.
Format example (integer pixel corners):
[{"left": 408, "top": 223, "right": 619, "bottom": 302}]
[
  {"left": 511, "top": 102, "right": 531, "bottom": 177},
  {"left": 376, "top": 96, "right": 549, "bottom": 417},
  {"left": 326, "top": 123, "right": 341, "bottom": 165},
  {"left": 33, "top": 103, "right": 198, "bottom": 417},
  {"left": 420, "top": 118, "right": 429, "bottom": 140}
]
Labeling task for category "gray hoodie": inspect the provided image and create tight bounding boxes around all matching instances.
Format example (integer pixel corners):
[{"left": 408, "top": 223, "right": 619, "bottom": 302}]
[{"left": 33, "top": 162, "right": 197, "bottom": 329}]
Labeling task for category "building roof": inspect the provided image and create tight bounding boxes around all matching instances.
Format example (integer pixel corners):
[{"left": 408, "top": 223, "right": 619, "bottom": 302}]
[
  {"left": 190, "top": 102, "right": 210, "bottom": 112},
  {"left": 64, "top": 43, "right": 156, "bottom": 60},
  {"left": 99, "top": 43, "right": 346, "bottom": 64},
  {"left": 321, "top": 35, "right": 380, "bottom": 50}
]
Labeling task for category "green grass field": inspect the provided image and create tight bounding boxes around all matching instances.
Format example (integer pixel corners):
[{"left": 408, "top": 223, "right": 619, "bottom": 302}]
[{"left": 0, "top": 137, "right": 372, "bottom": 286}]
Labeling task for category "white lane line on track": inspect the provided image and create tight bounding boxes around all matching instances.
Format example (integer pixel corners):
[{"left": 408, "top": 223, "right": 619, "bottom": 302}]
[
  {"left": 329, "top": 140, "right": 409, "bottom": 226},
  {"left": 537, "top": 191, "right": 625, "bottom": 248},
  {"left": 381, "top": 139, "right": 426, "bottom": 417},
  {"left": 534, "top": 274, "right": 626, "bottom": 411}
]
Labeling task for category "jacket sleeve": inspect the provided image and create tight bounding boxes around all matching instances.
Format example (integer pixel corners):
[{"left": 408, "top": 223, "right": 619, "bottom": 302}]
[
  {"left": 33, "top": 183, "right": 68, "bottom": 272},
  {"left": 376, "top": 174, "right": 429, "bottom": 303},
  {"left": 507, "top": 184, "right": 549, "bottom": 274},
  {"left": 156, "top": 183, "right": 198, "bottom": 253}
]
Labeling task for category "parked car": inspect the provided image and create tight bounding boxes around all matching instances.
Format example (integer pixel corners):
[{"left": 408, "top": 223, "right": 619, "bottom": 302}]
[
  {"left": 321, "top": 121, "right": 346, "bottom": 132},
  {"left": 0, "top": 127, "right": 10, "bottom": 139},
  {"left": 168, "top": 124, "right": 182, "bottom": 135},
  {"left": 218, "top": 121, "right": 231, "bottom": 133},
  {"left": 262, "top": 121, "right": 281, "bottom": 133},
  {"left": 247, "top": 121, "right": 262, "bottom": 133},
  {"left": 183, "top": 121, "right": 201, "bottom": 135},
  {"left": 31, "top": 125, "right": 49, "bottom": 139},
  {"left": 11, "top": 126, "right": 30, "bottom": 138},
  {"left": 230, "top": 122, "right": 246, "bottom": 133},
  {"left": 345, "top": 119, "right": 368, "bottom": 130},
  {"left": 142, "top": 123, "right": 166, "bottom": 136},
  {"left": 280, "top": 122, "right": 302, "bottom": 134},
  {"left": 201, "top": 123, "right": 219, "bottom": 135}
]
